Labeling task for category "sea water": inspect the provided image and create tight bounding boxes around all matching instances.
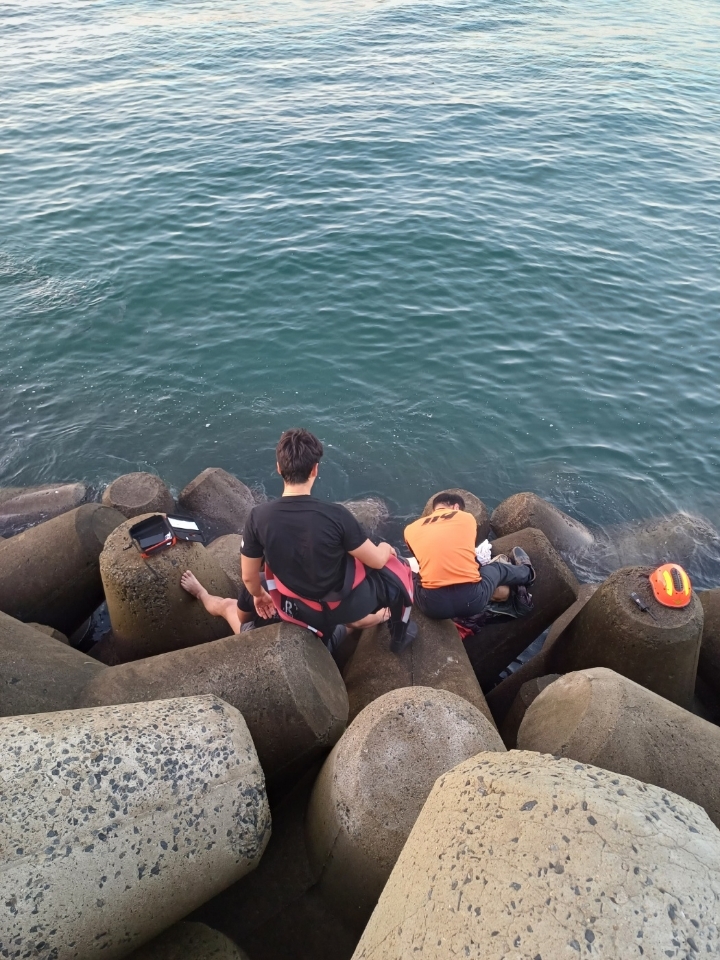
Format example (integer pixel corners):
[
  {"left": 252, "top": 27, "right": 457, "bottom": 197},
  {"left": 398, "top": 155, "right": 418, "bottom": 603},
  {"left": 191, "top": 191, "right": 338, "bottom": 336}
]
[{"left": 2, "top": 0, "right": 719, "bottom": 537}]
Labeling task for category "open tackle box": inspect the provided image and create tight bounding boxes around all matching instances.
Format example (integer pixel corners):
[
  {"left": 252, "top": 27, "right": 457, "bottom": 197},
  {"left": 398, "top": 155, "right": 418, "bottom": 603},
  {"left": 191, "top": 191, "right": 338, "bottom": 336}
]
[{"left": 129, "top": 514, "right": 204, "bottom": 558}]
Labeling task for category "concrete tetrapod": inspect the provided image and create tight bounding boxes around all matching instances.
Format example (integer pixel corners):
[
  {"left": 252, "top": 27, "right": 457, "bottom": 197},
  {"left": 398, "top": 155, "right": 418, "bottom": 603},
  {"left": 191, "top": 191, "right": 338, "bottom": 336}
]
[
  {"left": 0, "top": 503, "right": 124, "bottom": 634},
  {"left": 0, "top": 482, "right": 88, "bottom": 537},
  {"left": 352, "top": 751, "right": 720, "bottom": 960},
  {"left": 499, "top": 673, "right": 560, "bottom": 748},
  {"left": 517, "top": 666, "right": 720, "bottom": 829},
  {"left": 102, "top": 471, "right": 174, "bottom": 519},
  {"left": 207, "top": 534, "right": 244, "bottom": 593},
  {"left": 306, "top": 687, "right": 505, "bottom": 933},
  {"left": 79, "top": 622, "right": 349, "bottom": 787},
  {"left": 100, "top": 513, "right": 237, "bottom": 659},
  {"left": 698, "top": 588, "right": 720, "bottom": 695},
  {"left": 195, "top": 763, "right": 359, "bottom": 960},
  {"left": 421, "top": 488, "right": 490, "bottom": 542},
  {"left": 463, "top": 527, "right": 579, "bottom": 688},
  {"left": 340, "top": 498, "right": 390, "bottom": 537},
  {"left": 127, "top": 922, "right": 250, "bottom": 960},
  {"left": 0, "top": 695, "right": 270, "bottom": 960},
  {"left": 343, "top": 610, "right": 494, "bottom": 725},
  {"left": 490, "top": 491, "right": 595, "bottom": 556},
  {"left": 178, "top": 467, "right": 255, "bottom": 540},
  {"left": 550, "top": 565, "right": 703, "bottom": 707},
  {"left": 485, "top": 583, "right": 597, "bottom": 728},
  {"left": 0, "top": 610, "right": 107, "bottom": 716}
]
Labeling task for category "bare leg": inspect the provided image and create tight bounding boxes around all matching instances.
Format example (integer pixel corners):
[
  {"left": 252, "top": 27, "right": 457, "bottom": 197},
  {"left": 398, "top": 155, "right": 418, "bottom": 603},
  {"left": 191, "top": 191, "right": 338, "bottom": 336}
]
[
  {"left": 347, "top": 606, "right": 391, "bottom": 630},
  {"left": 180, "top": 570, "right": 244, "bottom": 634},
  {"left": 491, "top": 585, "right": 511, "bottom": 601}
]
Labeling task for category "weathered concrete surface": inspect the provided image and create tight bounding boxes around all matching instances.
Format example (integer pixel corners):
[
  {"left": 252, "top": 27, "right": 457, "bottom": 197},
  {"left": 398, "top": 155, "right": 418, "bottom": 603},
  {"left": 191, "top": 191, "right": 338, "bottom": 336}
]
[
  {"left": 343, "top": 610, "right": 494, "bottom": 726},
  {"left": 340, "top": 498, "right": 390, "bottom": 537},
  {"left": 485, "top": 583, "right": 597, "bottom": 728},
  {"left": 499, "top": 673, "right": 559, "bottom": 748},
  {"left": 0, "top": 695, "right": 270, "bottom": 960},
  {"left": 0, "top": 482, "right": 88, "bottom": 537},
  {"left": 100, "top": 513, "right": 236, "bottom": 659},
  {"left": 127, "top": 922, "right": 250, "bottom": 960},
  {"left": 79, "top": 622, "right": 349, "bottom": 786},
  {"left": 421, "top": 488, "right": 490, "bottom": 543},
  {"left": 463, "top": 527, "right": 579, "bottom": 688},
  {"left": 102, "top": 471, "right": 174, "bottom": 519},
  {"left": 27, "top": 622, "right": 69, "bottom": 644},
  {"left": 0, "top": 503, "right": 124, "bottom": 634},
  {"left": 306, "top": 687, "right": 505, "bottom": 932},
  {"left": 550, "top": 565, "right": 703, "bottom": 707},
  {"left": 0, "top": 610, "right": 107, "bottom": 716},
  {"left": 518, "top": 666, "right": 720, "bottom": 829},
  {"left": 207, "top": 534, "right": 244, "bottom": 593},
  {"left": 491, "top": 491, "right": 594, "bottom": 556},
  {"left": 698, "top": 587, "right": 720, "bottom": 695},
  {"left": 194, "top": 763, "right": 359, "bottom": 960},
  {"left": 178, "top": 468, "right": 255, "bottom": 540},
  {"left": 352, "top": 752, "right": 720, "bottom": 960}
]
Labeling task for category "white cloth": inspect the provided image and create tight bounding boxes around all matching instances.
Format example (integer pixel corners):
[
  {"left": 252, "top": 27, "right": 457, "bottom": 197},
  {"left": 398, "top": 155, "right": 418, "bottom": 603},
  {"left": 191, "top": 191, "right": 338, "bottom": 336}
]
[{"left": 475, "top": 539, "right": 492, "bottom": 565}]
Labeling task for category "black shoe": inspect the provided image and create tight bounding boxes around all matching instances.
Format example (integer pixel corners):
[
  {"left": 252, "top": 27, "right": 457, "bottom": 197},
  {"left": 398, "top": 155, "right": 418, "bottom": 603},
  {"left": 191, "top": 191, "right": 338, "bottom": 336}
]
[
  {"left": 510, "top": 546, "right": 536, "bottom": 583},
  {"left": 389, "top": 618, "right": 417, "bottom": 655}
]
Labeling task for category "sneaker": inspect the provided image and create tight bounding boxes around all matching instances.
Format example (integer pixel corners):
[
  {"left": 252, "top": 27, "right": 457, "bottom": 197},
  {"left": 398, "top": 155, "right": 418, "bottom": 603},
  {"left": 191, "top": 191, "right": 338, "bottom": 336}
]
[
  {"left": 389, "top": 618, "right": 418, "bottom": 655},
  {"left": 510, "top": 546, "right": 536, "bottom": 583}
]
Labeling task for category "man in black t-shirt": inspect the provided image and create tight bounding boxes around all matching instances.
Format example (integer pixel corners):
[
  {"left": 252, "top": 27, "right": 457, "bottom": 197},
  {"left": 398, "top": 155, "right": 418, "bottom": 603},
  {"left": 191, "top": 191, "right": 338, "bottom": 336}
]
[{"left": 241, "top": 428, "right": 416, "bottom": 653}]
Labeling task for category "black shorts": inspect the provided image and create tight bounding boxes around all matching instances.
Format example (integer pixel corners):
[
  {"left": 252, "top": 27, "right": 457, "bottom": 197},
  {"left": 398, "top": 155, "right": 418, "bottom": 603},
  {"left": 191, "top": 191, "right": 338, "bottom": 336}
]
[
  {"left": 280, "top": 574, "right": 382, "bottom": 634},
  {"left": 237, "top": 578, "right": 280, "bottom": 628}
]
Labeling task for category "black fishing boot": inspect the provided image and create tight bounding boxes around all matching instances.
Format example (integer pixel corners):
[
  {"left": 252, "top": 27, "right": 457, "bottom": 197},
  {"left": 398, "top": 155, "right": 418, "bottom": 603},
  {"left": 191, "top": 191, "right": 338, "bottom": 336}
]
[{"left": 389, "top": 617, "right": 418, "bottom": 655}]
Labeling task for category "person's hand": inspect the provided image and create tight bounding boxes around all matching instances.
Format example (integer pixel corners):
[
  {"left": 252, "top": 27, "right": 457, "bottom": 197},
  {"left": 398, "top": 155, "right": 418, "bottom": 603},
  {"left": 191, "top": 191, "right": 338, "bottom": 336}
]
[
  {"left": 254, "top": 589, "right": 276, "bottom": 620},
  {"left": 380, "top": 542, "right": 397, "bottom": 564}
]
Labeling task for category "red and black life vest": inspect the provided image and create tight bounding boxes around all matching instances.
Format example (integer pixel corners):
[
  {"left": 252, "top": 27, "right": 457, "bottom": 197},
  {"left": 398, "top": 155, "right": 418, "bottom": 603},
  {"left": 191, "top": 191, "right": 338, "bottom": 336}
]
[{"left": 265, "top": 555, "right": 414, "bottom": 640}]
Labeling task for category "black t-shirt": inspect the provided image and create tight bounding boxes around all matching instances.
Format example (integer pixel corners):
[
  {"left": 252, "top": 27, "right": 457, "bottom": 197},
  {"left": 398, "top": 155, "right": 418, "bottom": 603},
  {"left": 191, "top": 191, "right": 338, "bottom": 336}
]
[{"left": 241, "top": 496, "right": 367, "bottom": 600}]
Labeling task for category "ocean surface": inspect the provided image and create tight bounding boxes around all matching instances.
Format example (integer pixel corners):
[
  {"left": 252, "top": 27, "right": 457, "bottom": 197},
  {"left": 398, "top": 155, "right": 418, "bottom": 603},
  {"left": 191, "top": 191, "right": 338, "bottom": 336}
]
[{"left": 2, "top": 0, "right": 720, "bottom": 537}]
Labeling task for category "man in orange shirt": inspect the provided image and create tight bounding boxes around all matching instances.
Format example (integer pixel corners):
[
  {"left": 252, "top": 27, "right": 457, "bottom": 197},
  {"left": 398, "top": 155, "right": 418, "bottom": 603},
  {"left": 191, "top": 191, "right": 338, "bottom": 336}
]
[{"left": 404, "top": 493, "right": 534, "bottom": 621}]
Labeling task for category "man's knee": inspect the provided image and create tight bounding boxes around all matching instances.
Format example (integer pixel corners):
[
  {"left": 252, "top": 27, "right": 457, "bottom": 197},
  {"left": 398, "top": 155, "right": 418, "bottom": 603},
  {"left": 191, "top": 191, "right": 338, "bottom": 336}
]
[{"left": 491, "top": 585, "right": 510, "bottom": 601}]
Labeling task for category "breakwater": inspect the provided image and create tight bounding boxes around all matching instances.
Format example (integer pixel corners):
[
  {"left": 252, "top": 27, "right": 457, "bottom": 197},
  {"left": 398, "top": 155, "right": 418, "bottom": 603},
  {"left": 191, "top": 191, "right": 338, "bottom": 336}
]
[{"left": 2, "top": 468, "right": 720, "bottom": 958}]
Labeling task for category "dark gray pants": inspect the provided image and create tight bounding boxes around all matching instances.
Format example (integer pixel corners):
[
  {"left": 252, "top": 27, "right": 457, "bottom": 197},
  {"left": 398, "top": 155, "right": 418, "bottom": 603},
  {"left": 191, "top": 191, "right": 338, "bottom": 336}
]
[{"left": 415, "top": 562, "right": 531, "bottom": 620}]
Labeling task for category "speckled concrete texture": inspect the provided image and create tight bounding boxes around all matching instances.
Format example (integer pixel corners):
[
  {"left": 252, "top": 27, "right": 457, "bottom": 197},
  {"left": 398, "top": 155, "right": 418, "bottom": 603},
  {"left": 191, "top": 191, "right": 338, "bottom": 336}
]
[
  {"left": 698, "top": 588, "right": 720, "bottom": 696},
  {"left": 127, "top": 921, "right": 250, "bottom": 960},
  {"left": 100, "top": 513, "right": 237, "bottom": 659},
  {"left": 486, "top": 584, "right": 597, "bottom": 728},
  {"left": 463, "top": 527, "right": 579, "bottom": 688},
  {"left": 0, "top": 610, "right": 107, "bottom": 716},
  {"left": 79, "top": 622, "right": 349, "bottom": 786},
  {"left": 0, "top": 503, "right": 124, "bottom": 634},
  {"left": 490, "top": 492, "right": 594, "bottom": 556},
  {"left": 206, "top": 534, "right": 244, "bottom": 593},
  {"left": 352, "top": 751, "right": 720, "bottom": 960},
  {"left": 178, "top": 468, "right": 255, "bottom": 540},
  {"left": 518, "top": 666, "right": 720, "bottom": 829},
  {"left": 421, "top": 489, "right": 490, "bottom": 543},
  {"left": 306, "top": 687, "right": 505, "bottom": 932},
  {"left": 27, "top": 623, "right": 70, "bottom": 644},
  {"left": 102, "top": 472, "right": 174, "bottom": 519},
  {"left": 0, "top": 695, "right": 270, "bottom": 960},
  {"left": 499, "top": 674, "right": 559, "bottom": 748},
  {"left": 343, "top": 610, "right": 494, "bottom": 725},
  {"left": 550, "top": 566, "right": 703, "bottom": 707}
]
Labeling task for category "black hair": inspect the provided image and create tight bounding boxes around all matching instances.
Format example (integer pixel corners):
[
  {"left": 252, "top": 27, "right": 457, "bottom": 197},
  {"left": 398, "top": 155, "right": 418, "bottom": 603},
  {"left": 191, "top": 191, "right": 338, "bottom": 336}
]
[
  {"left": 276, "top": 428, "right": 324, "bottom": 484},
  {"left": 432, "top": 492, "right": 465, "bottom": 511}
]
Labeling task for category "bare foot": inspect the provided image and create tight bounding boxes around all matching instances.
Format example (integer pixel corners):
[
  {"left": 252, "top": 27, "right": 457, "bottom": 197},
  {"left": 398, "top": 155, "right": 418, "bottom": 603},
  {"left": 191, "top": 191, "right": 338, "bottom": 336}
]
[{"left": 180, "top": 570, "right": 205, "bottom": 599}]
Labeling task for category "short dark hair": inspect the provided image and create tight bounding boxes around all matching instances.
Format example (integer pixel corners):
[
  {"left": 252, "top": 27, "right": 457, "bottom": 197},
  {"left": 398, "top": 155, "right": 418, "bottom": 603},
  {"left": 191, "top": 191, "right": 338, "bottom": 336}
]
[
  {"left": 432, "top": 492, "right": 465, "bottom": 511},
  {"left": 276, "top": 429, "right": 324, "bottom": 484}
]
